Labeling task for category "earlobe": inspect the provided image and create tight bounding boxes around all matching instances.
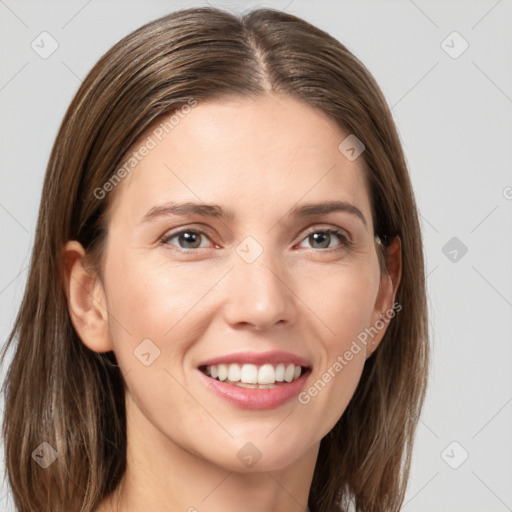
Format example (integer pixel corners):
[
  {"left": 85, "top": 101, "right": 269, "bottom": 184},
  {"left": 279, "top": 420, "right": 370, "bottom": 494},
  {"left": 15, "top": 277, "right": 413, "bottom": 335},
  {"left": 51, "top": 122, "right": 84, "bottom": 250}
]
[
  {"left": 366, "top": 236, "right": 402, "bottom": 357},
  {"left": 62, "top": 240, "right": 113, "bottom": 353}
]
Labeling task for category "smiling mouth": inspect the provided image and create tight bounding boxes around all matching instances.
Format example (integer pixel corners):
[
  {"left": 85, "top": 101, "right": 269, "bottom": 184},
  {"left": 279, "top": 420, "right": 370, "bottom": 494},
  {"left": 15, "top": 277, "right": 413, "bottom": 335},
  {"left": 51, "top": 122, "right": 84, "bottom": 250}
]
[{"left": 199, "top": 363, "right": 310, "bottom": 389}]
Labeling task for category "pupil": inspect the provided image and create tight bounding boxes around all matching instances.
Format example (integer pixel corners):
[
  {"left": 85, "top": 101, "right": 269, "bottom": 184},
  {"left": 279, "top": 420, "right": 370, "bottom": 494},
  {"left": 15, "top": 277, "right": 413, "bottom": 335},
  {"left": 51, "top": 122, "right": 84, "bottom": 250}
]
[
  {"left": 180, "top": 232, "right": 201, "bottom": 248},
  {"left": 311, "top": 232, "right": 329, "bottom": 249}
]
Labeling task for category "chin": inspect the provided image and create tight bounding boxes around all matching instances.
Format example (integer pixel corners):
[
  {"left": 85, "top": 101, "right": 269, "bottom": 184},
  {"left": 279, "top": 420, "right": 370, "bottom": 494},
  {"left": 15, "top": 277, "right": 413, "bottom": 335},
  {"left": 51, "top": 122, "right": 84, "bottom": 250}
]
[{"left": 199, "top": 431, "right": 317, "bottom": 474}]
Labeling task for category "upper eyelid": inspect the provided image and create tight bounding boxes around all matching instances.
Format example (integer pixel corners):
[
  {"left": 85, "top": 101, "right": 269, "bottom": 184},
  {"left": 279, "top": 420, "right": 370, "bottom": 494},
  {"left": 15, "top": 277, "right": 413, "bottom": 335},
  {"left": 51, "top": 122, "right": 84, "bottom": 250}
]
[
  {"left": 301, "top": 225, "right": 350, "bottom": 239},
  {"left": 161, "top": 224, "right": 352, "bottom": 246}
]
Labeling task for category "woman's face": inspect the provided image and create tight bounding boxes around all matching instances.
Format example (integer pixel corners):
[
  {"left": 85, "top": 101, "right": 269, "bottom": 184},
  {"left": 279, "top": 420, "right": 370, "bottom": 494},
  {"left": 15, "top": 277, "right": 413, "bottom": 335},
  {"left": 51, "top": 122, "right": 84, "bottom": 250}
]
[{"left": 89, "top": 94, "right": 394, "bottom": 472}]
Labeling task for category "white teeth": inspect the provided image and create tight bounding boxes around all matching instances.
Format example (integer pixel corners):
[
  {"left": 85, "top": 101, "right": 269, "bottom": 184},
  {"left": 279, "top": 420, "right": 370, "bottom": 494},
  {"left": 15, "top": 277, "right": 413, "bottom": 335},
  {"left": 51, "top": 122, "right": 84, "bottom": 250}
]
[
  {"left": 258, "top": 364, "right": 275, "bottom": 385},
  {"left": 204, "top": 362, "right": 305, "bottom": 384},
  {"left": 218, "top": 364, "right": 228, "bottom": 381},
  {"left": 275, "top": 364, "right": 285, "bottom": 382},
  {"left": 228, "top": 363, "right": 240, "bottom": 382},
  {"left": 240, "top": 364, "right": 258, "bottom": 384},
  {"left": 284, "top": 363, "right": 295, "bottom": 383}
]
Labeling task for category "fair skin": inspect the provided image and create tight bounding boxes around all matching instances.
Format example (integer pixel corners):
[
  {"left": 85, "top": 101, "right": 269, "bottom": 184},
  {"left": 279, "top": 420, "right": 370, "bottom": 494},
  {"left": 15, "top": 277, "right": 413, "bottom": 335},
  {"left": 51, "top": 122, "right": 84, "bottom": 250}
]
[{"left": 64, "top": 94, "right": 401, "bottom": 512}]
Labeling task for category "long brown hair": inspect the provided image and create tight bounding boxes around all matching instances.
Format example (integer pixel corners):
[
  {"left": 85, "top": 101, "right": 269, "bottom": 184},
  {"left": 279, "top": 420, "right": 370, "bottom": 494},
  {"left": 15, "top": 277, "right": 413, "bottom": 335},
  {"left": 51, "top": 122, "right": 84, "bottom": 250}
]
[{"left": 1, "top": 7, "right": 429, "bottom": 512}]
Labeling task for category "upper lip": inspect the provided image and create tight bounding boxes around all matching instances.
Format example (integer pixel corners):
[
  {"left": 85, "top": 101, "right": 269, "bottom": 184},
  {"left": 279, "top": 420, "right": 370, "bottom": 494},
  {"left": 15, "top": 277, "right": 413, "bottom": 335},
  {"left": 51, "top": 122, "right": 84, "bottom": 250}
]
[{"left": 198, "top": 350, "right": 312, "bottom": 368}]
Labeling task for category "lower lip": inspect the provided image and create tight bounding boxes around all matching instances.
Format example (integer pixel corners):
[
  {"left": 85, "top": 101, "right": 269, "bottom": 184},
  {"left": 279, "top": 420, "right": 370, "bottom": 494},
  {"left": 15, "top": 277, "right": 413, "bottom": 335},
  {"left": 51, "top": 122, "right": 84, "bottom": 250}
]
[{"left": 197, "top": 369, "right": 310, "bottom": 410}]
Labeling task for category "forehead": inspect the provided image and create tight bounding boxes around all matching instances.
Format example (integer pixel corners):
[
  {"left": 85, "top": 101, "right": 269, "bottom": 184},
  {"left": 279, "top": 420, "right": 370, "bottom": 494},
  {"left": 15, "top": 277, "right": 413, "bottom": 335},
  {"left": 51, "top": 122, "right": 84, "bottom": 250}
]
[{"left": 106, "top": 94, "right": 373, "bottom": 230}]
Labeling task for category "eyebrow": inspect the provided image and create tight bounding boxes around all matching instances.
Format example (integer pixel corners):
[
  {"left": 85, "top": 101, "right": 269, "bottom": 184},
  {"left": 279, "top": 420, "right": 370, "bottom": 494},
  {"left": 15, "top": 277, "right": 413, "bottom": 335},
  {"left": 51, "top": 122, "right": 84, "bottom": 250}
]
[{"left": 141, "top": 200, "right": 367, "bottom": 227}]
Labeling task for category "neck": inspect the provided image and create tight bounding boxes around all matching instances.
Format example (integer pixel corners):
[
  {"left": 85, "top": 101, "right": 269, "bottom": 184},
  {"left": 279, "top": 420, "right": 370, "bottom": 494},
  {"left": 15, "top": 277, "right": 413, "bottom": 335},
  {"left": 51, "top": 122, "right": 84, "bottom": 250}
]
[{"left": 102, "top": 392, "right": 318, "bottom": 512}]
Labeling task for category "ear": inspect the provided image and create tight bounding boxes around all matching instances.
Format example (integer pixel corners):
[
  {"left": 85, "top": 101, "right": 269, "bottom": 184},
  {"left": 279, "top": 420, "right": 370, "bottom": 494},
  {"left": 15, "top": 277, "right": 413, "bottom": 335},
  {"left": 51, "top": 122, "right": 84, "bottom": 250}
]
[
  {"left": 366, "top": 236, "right": 402, "bottom": 358},
  {"left": 62, "top": 240, "right": 113, "bottom": 353}
]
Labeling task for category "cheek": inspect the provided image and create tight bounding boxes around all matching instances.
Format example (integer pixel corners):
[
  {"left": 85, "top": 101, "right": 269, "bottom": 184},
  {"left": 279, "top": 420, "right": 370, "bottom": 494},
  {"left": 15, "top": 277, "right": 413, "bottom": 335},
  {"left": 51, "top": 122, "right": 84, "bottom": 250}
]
[
  {"left": 299, "top": 260, "right": 380, "bottom": 346},
  {"left": 101, "top": 250, "right": 214, "bottom": 425},
  {"left": 102, "top": 246, "right": 222, "bottom": 370},
  {"left": 293, "top": 263, "right": 379, "bottom": 429}
]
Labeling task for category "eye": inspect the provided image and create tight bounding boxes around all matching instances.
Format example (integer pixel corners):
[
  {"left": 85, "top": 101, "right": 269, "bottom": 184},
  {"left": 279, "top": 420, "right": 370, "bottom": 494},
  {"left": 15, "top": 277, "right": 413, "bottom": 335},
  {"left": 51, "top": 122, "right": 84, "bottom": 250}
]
[
  {"left": 297, "top": 227, "right": 351, "bottom": 251},
  {"left": 160, "top": 226, "right": 352, "bottom": 253},
  {"left": 160, "top": 228, "right": 214, "bottom": 251}
]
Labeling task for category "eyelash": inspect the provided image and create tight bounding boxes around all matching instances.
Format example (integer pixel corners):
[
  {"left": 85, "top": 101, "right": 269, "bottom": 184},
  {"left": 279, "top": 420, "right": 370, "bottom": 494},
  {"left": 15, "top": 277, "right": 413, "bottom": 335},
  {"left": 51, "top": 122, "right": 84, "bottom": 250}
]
[{"left": 159, "top": 226, "right": 353, "bottom": 254}]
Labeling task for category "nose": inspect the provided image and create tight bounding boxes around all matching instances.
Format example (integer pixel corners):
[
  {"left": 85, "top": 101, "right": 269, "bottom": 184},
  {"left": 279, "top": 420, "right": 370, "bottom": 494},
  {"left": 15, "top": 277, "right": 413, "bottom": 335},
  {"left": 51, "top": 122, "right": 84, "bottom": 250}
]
[{"left": 222, "top": 247, "right": 298, "bottom": 331}]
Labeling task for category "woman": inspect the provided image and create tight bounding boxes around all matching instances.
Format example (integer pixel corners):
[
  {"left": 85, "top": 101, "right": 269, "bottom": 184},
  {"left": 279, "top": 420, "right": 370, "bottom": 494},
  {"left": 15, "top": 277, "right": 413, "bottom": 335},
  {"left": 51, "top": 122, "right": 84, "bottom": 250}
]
[{"left": 1, "top": 6, "right": 429, "bottom": 512}]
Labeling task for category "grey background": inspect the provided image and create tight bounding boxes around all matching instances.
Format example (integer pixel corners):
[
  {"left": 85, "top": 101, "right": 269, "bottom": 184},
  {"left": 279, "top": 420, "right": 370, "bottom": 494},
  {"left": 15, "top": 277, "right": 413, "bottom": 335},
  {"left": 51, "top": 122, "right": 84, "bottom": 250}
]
[{"left": 1, "top": 1, "right": 511, "bottom": 510}]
